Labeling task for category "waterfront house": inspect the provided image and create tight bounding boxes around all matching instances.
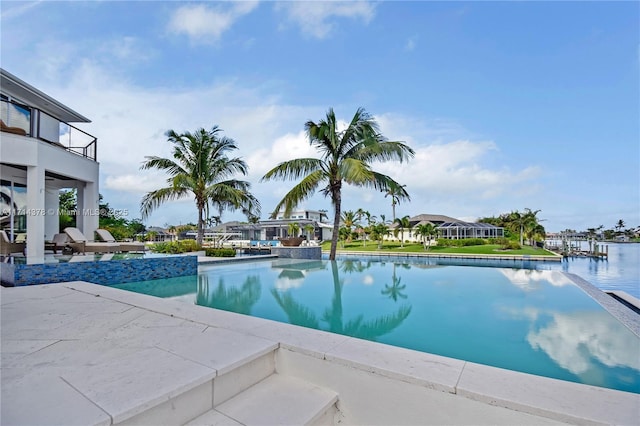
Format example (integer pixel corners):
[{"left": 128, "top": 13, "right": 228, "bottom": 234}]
[
  {"left": 387, "top": 214, "right": 504, "bottom": 243},
  {"left": 0, "top": 69, "right": 99, "bottom": 259}
]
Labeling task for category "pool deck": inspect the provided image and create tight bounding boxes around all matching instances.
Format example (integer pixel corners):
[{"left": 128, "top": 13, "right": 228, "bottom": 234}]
[{"left": 2, "top": 276, "right": 639, "bottom": 425}]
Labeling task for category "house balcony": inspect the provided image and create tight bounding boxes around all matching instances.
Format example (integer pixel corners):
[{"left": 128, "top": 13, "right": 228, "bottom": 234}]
[{"left": 1, "top": 99, "right": 97, "bottom": 161}]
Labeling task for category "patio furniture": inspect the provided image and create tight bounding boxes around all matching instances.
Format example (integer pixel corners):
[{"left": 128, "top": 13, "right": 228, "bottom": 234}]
[
  {"left": 1, "top": 230, "right": 26, "bottom": 255},
  {"left": 63, "top": 227, "right": 120, "bottom": 254},
  {"left": 95, "top": 229, "right": 146, "bottom": 252},
  {"left": 45, "top": 233, "right": 69, "bottom": 254}
]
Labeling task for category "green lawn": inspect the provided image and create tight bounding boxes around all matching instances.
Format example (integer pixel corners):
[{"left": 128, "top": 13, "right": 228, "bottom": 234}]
[{"left": 320, "top": 240, "right": 556, "bottom": 256}]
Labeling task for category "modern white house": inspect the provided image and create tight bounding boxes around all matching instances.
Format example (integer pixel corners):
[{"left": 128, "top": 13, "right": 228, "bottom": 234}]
[
  {"left": 0, "top": 69, "right": 99, "bottom": 260},
  {"left": 206, "top": 210, "right": 333, "bottom": 243}
]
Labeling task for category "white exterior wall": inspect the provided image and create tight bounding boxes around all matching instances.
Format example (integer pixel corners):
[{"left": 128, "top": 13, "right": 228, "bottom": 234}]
[{"left": 0, "top": 132, "right": 99, "bottom": 259}]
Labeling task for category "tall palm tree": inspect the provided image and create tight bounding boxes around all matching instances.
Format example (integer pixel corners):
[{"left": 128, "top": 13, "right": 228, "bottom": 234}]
[
  {"left": 393, "top": 215, "right": 411, "bottom": 248},
  {"left": 385, "top": 183, "right": 410, "bottom": 221},
  {"left": 261, "top": 108, "right": 414, "bottom": 260},
  {"left": 140, "top": 127, "right": 260, "bottom": 245}
]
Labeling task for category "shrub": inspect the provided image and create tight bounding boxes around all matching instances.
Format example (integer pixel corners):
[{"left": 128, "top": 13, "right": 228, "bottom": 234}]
[
  {"left": 462, "top": 238, "right": 485, "bottom": 246},
  {"left": 502, "top": 240, "right": 521, "bottom": 250},
  {"left": 205, "top": 248, "right": 236, "bottom": 257},
  {"left": 150, "top": 240, "right": 201, "bottom": 254},
  {"left": 437, "top": 238, "right": 453, "bottom": 247},
  {"left": 437, "top": 238, "right": 486, "bottom": 247}
]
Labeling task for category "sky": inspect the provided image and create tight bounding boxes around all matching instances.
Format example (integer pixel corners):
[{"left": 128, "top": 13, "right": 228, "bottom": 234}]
[{"left": 1, "top": 1, "right": 638, "bottom": 232}]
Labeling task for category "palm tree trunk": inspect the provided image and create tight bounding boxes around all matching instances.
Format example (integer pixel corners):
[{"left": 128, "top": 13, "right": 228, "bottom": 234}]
[
  {"left": 520, "top": 224, "right": 524, "bottom": 246},
  {"left": 329, "top": 186, "right": 341, "bottom": 260},
  {"left": 197, "top": 204, "right": 204, "bottom": 246},
  {"left": 329, "top": 260, "right": 343, "bottom": 332}
]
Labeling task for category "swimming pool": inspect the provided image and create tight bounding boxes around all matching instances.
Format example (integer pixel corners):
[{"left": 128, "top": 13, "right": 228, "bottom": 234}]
[{"left": 111, "top": 258, "right": 640, "bottom": 394}]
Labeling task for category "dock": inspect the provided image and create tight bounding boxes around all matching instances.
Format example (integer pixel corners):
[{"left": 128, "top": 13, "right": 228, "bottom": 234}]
[{"left": 545, "top": 238, "right": 608, "bottom": 259}]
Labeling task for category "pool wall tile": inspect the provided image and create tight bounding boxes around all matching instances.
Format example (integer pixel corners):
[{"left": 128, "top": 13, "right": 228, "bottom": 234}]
[{"left": 3, "top": 256, "right": 198, "bottom": 286}]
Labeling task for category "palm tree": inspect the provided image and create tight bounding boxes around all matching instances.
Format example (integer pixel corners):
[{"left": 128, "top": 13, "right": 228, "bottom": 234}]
[
  {"left": 287, "top": 221, "right": 300, "bottom": 238},
  {"left": 354, "top": 208, "right": 374, "bottom": 247},
  {"left": 370, "top": 221, "right": 390, "bottom": 249},
  {"left": 616, "top": 219, "right": 626, "bottom": 235},
  {"left": 384, "top": 183, "right": 410, "bottom": 221},
  {"left": 140, "top": 127, "right": 260, "bottom": 246},
  {"left": 505, "top": 208, "right": 540, "bottom": 246},
  {"left": 393, "top": 215, "right": 411, "bottom": 248},
  {"left": 261, "top": 108, "right": 414, "bottom": 260},
  {"left": 304, "top": 223, "right": 315, "bottom": 241},
  {"left": 341, "top": 210, "right": 356, "bottom": 242},
  {"left": 415, "top": 222, "right": 437, "bottom": 250}
]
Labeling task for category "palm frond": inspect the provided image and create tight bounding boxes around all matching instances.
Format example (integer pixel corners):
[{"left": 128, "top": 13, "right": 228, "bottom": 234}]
[
  {"left": 343, "top": 305, "right": 412, "bottom": 340},
  {"left": 271, "top": 289, "right": 320, "bottom": 328},
  {"left": 268, "top": 170, "right": 325, "bottom": 218},
  {"left": 139, "top": 156, "right": 187, "bottom": 177},
  {"left": 261, "top": 158, "right": 323, "bottom": 182},
  {"left": 339, "top": 158, "right": 375, "bottom": 185},
  {"left": 353, "top": 140, "right": 415, "bottom": 164},
  {"left": 140, "top": 187, "right": 190, "bottom": 219}
]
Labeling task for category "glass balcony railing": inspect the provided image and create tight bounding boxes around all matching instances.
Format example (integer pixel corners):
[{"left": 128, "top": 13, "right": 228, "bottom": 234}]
[{"left": 1, "top": 99, "right": 97, "bottom": 161}]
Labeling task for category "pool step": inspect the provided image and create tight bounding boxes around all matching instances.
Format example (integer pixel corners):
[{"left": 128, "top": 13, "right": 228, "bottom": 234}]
[
  {"left": 185, "top": 374, "right": 339, "bottom": 426},
  {"left": 117, "top": 347, "right": 277, "bottom": 425}
]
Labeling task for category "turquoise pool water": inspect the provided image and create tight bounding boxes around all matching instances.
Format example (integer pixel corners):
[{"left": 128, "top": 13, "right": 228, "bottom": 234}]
[{"left": 112, "top": 258, "right": 640, "bottom": 394}]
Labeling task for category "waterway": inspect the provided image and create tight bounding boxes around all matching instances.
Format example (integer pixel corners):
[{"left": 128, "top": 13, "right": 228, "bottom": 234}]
[{"left": 539, "top": 242, "right": 639, "bottom": 299}]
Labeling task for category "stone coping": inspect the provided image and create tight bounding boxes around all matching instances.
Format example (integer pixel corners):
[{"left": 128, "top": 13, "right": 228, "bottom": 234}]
[
  {"left": 332, "top": 250, "right": 563, "bottom": 261},
  {"left": 2, "top": 279, "right": 636, "bottom": 425}
]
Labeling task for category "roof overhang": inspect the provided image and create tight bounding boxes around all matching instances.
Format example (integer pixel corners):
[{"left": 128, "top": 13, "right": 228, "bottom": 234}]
[{"left": 0, "top": 68, "right": 91, "bottom": 123}]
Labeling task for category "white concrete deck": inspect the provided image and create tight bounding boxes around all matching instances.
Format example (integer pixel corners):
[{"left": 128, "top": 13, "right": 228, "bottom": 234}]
[{"left": 2, "top": 282, "right": 638, "bottom": 425}]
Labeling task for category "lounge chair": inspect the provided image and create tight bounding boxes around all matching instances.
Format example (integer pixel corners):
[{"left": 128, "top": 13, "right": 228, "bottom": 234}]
[
  {"left": 45, "top": 233, "right": 69, "bottom": 254},
  {"left": 0, "top": 230, "right": 26, "bottom": 255},
  {"left": 95, "top": 229, "right": 146, "bottom": 252},
  {"left": 63, "top": 227, "right": 120, "bottom": 254}
]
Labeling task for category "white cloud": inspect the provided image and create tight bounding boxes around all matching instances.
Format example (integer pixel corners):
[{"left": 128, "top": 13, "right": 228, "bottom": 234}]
[
  {"left": 167, "top": 1, "right": 259, "bottom": 43},
  {"left": 375, "top": 139, "right": 542, "bottom": 201},
  {"left": 103, "top": 174, "right": 166, "bottom": 194},
  {"left": 99, "top": 36, "right": 155, "bottom": 63},
  {"left": 527, "top": 311, "right": 640, "bottom": 376},
  {"left": 247, "top": 130, "right": 316, "bottom": 176},
  {"left": 0, "top": 1, "right": 43, "bottom": 20},
  {"left": 499, "top": 269, "right": 574, "bottom": 291},
  {"left": 405, "top": 36, "right": 417, "bottom": 52},
  {"left": 276, "top": 1, "right": 376, "bottom": 39},
  {"left": 14, "top": 56, "right": 543, "bottom": 227}
]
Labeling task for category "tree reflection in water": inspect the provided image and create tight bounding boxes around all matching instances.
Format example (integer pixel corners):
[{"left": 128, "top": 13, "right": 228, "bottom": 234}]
[
  {"left": 196, "top": 274, "right": 261, "bottom": 315},
  {"left": 272, "top": 260, "right": 411, "bottom": 341},
  {"left": 381, "top": 263, "right": 409, "bottom": 301}
]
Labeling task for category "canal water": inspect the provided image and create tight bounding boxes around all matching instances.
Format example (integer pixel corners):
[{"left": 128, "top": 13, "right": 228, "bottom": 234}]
[{"left": 539, "top": 242, "right": 639, "bottom": 299}]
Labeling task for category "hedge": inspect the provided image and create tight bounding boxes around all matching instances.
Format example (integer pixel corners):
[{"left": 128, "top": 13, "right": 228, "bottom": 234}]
[{"left": 205, "top": 248, "right": 236, "bottom": 257}]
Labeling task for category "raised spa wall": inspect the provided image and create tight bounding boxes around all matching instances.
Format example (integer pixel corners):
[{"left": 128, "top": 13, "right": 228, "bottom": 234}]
[
  {"left": 0, "top": 255, "right": 198, "bottom": 287},
  {"left": 270, "top": 246, "right": 322, "bottom": 260}
]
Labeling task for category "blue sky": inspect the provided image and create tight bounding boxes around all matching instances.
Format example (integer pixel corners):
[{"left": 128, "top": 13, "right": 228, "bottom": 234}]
[{"left": 1, "top": 1, "right": 638, "bottom": 232}]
